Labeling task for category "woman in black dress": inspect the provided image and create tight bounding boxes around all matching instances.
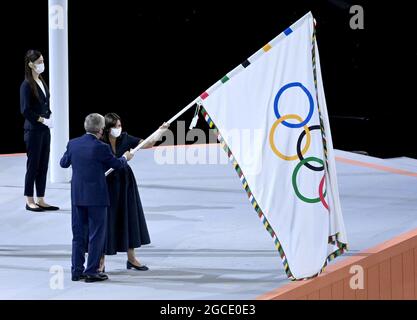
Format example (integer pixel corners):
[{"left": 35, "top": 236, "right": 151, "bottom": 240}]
[{"left": 100, "top": 113, "right": 169, "bottom": 271}]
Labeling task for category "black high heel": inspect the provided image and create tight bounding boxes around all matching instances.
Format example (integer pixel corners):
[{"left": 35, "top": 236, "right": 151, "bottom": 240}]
[{"left": 127, "top": 260, "right": 149, "bottom": 271}]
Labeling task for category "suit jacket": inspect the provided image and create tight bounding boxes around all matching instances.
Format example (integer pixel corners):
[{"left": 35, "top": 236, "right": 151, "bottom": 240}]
[
  {"left": 60, "top": 134, "right": 127, "bottom": 206},
  {"left": 20, "top": 79, "right": 52, "bottom": 131}
]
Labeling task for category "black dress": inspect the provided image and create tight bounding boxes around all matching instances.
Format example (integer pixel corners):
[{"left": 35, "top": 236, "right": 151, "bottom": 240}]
[{"left": 104, "top": 132, "right": 151, "bottom": 255}]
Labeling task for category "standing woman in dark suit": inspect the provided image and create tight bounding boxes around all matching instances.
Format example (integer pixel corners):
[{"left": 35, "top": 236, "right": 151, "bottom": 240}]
[
  {"left": 20, "top": 50, "right": 59, "bottom": 212},
  {"left": 99, "top": 113, "right": 169, "bottom": 271}
]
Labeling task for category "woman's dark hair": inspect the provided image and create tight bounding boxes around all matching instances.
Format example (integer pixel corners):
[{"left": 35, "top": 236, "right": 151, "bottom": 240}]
[
  {"left": 103, "top": 113, "right": 121, "bottom": 143},
  {"left": 24, "top": 50, "right": 48, "bottom": 101}
]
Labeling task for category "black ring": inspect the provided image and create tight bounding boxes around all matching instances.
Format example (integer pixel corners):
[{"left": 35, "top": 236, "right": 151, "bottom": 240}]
[{"left": 296, "top": 125, "right": 324, "bottom": 172}]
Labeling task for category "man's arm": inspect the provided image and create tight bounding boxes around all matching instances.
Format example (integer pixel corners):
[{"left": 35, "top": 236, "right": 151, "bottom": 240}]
[
  {"left": 100, "top": 144, "right": 130, "bottom": 170},
  {"left": 60, "top": 143, "right": 71, "bottom": 168}
]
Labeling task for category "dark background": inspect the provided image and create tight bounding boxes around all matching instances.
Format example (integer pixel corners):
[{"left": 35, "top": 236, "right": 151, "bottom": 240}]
[{"left": 1, "top": 0, "right": 416, "bottom": 158}]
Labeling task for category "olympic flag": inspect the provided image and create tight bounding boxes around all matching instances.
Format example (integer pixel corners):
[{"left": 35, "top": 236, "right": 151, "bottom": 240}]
[{"left": 198, "top": 12, "right": 347, "bottom": 280}]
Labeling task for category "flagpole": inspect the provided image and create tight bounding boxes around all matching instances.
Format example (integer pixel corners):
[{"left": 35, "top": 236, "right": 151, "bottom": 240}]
[{"left": 105, "top": 97, "right": 200, "bottom": 176}]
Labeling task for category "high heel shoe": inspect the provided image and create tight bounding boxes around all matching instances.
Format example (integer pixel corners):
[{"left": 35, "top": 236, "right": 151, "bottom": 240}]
[{"left": 127, "top": 260, "right": 149, "bottom": 271}]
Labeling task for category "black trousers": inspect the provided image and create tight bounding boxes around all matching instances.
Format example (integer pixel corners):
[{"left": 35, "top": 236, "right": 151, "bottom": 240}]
[
  {"left": 24, "top": 129, "right": 50, "bottom": 197},
  {"left": 71, "top": 206, "right": 107, "bottom": 277}
]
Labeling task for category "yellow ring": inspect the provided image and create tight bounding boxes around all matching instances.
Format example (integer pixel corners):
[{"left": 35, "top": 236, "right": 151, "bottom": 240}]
[{"left": 269, "top": 114, "right": 311, "bottom": 161}]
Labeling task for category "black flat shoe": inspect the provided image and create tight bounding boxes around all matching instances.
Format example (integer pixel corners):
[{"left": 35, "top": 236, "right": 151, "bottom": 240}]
[
  {"left": 85, "top": 273, "right": 109, "bottom": 283},
  {"left": 36, "top": 203, "right": 60, "bottom": 211},
  {"left": 127, "top": 260, "right": 149, "bottom": 271},
  {"left": 26, "top": 204, "right": 44, "bottom": 212}
]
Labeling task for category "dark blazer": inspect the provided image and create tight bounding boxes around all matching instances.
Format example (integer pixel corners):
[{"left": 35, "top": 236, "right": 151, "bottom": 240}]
[
  {"left": 20, "top": 79, "right": 51, "bottom": 131},
  {"left": 60, "top": 134, "right": 127, "bottom": 206}
]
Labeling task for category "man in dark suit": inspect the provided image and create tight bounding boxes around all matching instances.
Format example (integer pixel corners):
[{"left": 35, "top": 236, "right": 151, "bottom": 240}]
[{"left": 60, "top": 113, "right": 133, "bottom": 282}]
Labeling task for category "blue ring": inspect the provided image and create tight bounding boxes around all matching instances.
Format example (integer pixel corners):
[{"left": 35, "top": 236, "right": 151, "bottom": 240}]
[{"left": 273, "top": 82, "right": 314, "bottom": 128}]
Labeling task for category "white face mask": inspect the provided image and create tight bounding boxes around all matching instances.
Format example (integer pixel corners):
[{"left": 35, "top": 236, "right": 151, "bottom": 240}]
[
  {"left": 33, "top": 63, "right": 45, "bottom": 74},
  {"left": 110, "top": 127, "right": 122, "bottom": 138}
]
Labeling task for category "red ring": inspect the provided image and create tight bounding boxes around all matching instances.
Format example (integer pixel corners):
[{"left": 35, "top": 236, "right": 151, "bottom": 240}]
[{"left": 319, "top": 175, "right": 329, "bottom": 211}]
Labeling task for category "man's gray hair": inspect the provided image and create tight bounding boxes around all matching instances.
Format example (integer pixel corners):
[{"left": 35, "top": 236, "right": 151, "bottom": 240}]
[{"left": 84, "top": 113, "right": 105, "bottom": 134}]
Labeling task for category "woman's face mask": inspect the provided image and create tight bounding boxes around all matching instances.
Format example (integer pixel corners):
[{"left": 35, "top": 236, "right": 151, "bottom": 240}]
[
  {"left": 110, "top": 127, "right": 122, "bottom": 138},
  {"left": 32, "top": 62, "right": 45, "bottom": 74}
]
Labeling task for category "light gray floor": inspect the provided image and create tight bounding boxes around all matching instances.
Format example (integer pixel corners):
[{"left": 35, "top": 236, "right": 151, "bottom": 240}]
[{"left": 0, "top": 145, "right": 416, "bottom": 299}]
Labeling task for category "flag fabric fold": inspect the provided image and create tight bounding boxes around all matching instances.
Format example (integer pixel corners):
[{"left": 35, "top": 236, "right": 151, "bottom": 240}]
[{"left": 198, "top": 12, "right": 347, "bottom": 280}]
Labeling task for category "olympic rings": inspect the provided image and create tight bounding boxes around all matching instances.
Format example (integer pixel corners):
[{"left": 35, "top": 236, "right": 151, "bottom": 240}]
[
  {"left": 269, "top": 114, "right": 311, "bottom": 161},
  {"left": 268, "top": 82, "right": 329, "bottom": 211},
  {"left": 292, "top": 157, "right": 327, "bottom": 206},
  {"left": 274, "top": 82, "right": 314, "bottom": 128}
]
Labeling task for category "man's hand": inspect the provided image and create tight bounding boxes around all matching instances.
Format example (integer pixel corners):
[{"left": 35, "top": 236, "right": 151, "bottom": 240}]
[{"left": 123, "top": 150, "right": 134, "bottom": 161}]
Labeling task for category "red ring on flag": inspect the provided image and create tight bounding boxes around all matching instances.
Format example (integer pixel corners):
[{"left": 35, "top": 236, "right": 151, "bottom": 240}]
[{"left": 319, "top": 175, "right": 329, "bottom": 211}]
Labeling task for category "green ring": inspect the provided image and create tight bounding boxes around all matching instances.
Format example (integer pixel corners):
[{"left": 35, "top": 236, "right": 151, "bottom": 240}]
[{"left": 292, "top": 157, "right": 326, "bottom": 203}]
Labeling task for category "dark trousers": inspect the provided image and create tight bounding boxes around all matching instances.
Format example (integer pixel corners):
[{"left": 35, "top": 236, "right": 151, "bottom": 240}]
[
  {"left": 71, "top": 205, "right": 107, "bottom": 277},
  {"left": 24, "top": 129, "right": 50, "bottom": 197}
]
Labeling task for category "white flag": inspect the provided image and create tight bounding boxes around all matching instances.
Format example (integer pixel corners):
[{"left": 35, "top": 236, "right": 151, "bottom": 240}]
[{"left": 199, "top": 12, "right": 347, "bottom": 280}]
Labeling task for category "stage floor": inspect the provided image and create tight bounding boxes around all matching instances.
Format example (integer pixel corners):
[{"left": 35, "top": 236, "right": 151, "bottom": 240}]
[{"left": 1, "top": 144, "right": 416, "bottom": 299}]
